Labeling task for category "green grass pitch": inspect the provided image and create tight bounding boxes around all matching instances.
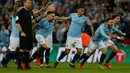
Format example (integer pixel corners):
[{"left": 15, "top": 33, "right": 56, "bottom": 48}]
[{"left": 0, "top": 62, "right": 130, "bottom": 73}]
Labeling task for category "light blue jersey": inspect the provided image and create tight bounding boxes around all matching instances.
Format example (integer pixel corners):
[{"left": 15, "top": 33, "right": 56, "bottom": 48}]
[
  {"left": 67, "top": 13, "right": 90, "bottom": 38},
  {"left": 0, "top": 29, "right": 9, "bottom": 43},
  {"left": 92, "top": 23, "right": 111, "bottom": 42},
  {"left": 112, "top": 24, "right": 125, "bottom": 36},
  {"left": 10, "top": 15, "right": 19, "bottom": 38},
  {"left": 36, "top": 18, "right": 53, "bottom": 38}
]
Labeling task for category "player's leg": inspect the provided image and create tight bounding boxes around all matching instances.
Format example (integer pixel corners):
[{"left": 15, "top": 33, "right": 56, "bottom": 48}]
[
  {"left": 1, "top": 36, "right": 19, "bottom": 68},
  {"left": 97, "top": 41, "right": 107, "bottom": 69},
  {"left": 35, "top": 34, "right": 52, "bottom": 67},
  {"left": 70, "top": 37, "right": 82, "bottom": 68},
  {"left": 104, "top": 40, "right": 118, "bottom": 69},
  {"left": 44, "top": 35, "right": 52, "bottom": 68},
  {"left": 19, "top": 35, "right": 32, "bottom": 70},
  {"left": 53, "top": 49, "right": 70, "bottom": 68},
  {"left": 53, "top": 36, "right": 73, "bottom": 68},
  {"left": 16, "top": 49, "right": 24, "bottom": 70},
  {"left": 29, "top": 35, "right": 45, "bottom": 64},
  {"left": 79, "top": 40, "right": 97, "bottom": 68}
]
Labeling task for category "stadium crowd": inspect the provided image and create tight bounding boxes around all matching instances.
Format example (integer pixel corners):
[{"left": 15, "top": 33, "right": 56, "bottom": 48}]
[
  {"left": 0, "top": 0, "right": 130, "bottom": 45},
  {"left": 0, "top": 0, "right": 129, "bottom": 70}
]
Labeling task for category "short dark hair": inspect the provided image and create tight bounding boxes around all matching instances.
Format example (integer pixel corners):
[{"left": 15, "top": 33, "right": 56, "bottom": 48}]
[
  {"left": 77, "top": 6, "right": 85, "bottom": 9},
  {"left": 23, "top": 0, "right": 31, "bottom": 3},
  {"left": 106, "top": 16, "right": 113, "bottom": 21},
  {"left": 23, "top": 0, "right": 27, "bottom": 2},
  {"left": 47, "top": 11, "right": 54, "bottom": 15},
  {"left": 112, "top": 13, "right": 120, "bottom": 19}
]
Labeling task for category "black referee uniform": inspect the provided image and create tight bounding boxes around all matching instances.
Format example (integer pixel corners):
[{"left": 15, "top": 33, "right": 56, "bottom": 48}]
[
  {"left": 16, "top": 7, "right": 34, "bottom": 69},
  {"left": 16, "top": 8, "right": 33, "bottom": 50}
]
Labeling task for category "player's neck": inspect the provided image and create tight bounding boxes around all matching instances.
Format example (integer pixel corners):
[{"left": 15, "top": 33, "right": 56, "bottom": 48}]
[
  {"left": 77, "top": 13, "right": 83, "bottom": 17},
  {"left": 46, "top": 17, "right": 51, "bottom": 21},
  {"left": 24, "top": 6, "right": 29, "bottom": 11}
]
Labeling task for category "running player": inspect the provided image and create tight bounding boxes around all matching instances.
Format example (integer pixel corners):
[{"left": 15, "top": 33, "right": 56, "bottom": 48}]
[
  {"left": 29, "top": 11, "right": 56, "bottom": 68},
  {"left": 29, "top": 2, "right": 56, "bottom": 67},
  {"left": 78, "top": 17, "right": 114, "bottom": 69},
  {"left": 103, "top": 14, "right": 125, "bottom": 69},
  {"left": 53, "top": 6, "right": 94, "bottom": 68},
  {"left": 1, "top": 0, "right": 23, "bottom": 68}
]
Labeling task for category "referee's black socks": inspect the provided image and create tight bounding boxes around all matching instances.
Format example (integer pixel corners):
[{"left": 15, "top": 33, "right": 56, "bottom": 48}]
[{"left": 24, "top": 52, "right": 30, "bottom": 68}]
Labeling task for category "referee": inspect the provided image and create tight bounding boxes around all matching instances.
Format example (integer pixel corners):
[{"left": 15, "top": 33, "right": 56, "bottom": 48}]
[{"left": 16, "top": 0, "right": 36, "bottom": 70}]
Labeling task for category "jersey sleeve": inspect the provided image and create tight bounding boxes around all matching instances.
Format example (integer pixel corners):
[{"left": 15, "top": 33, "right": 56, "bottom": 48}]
[
  {"left": 16, "top": 10, "right": 22, "bottom": 24},
  {"left": 99, "top": 27, "right": 109, "bottom": 39},
  {"left": 68, "top": 13, "right": 73, "bottom": 20},
  {"left": 85, "top": 17, "right": 90, "bottom": 25},
  {"left": 38, "top": 18, "right": 45, "bottom": 26},
  {"left": 113, "top": 25, "right": 124, "bottom": 36}
]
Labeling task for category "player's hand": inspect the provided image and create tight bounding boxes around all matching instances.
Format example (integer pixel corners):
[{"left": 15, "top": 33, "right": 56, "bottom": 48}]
[
  {"left": 54, "top": 16, "right": 59, "bottom": 19},
  {"left": 120, "top": 36, "right": 125, "bottom": 41},
  {"left": 40, "top": 7, "right": 46, "bottom": 11},
  {"left": 32, "top": 19, "right": 36, "bottom": 24},
  {"left": 21, "top": 32, "right": 26, "bottom": 37},
  {"left": 123, "top": 33, "right": 126, "bottom": 36},
  {"left": 44, "top": 10, "right": 48, "bottom": 16}
]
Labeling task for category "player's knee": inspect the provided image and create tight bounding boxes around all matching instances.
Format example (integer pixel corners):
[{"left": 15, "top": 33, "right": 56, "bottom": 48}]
[
  {"left": 110, "top": 45, "right": 118, "bottom": 53},
  {"left": 100, "top": 48, "right": 107, "bottom": 54},
  {"left": 86, "top": 51, "right": 92, "bottom": 56},
  {"left": 76, "top": 48, "right": 82, "bottom": 54},
  {"left": 1, "top": 47, "right": 8, "bottom": 53},
  {"left": 113, "top": 48, "right": 118, "bottom": 53},
  {"left": 65, "top": 49, "right": 70, "bottom": 55},
  {"left": 41, "top": 44, "right": 47, "bottom": 48},
  {"left": 77, "top": 51, "right": 82, "bottom": 55}
]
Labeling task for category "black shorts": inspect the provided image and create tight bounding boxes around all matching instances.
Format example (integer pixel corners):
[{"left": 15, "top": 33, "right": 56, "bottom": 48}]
[{"left": 20, "top": 35, "right": 33, "bottom": 50}]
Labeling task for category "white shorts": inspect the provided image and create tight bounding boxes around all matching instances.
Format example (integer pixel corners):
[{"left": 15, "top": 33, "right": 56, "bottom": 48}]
[
  {"left": 104, "top": 39, "right": 115, "bottom": 47},
  {"left": 35, "top": 34, "right": 52, "bottom": 48},
  {"left": 65, "top": 36, "right": 82, "bottom": 49},
  {"left": 88, "top": 40, "right": 106, "bottom": 53},
  {"left": 8, "top": 36, "right": 19, "bottom": 51}
]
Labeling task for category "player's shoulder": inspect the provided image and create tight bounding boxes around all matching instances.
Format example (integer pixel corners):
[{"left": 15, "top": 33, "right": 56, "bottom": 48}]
[
  {"left": 41, "top": 18, "right": 46, "bottom": 21},
  {"left": 17, "top": 7, "right": 24, "bottom": 12},
  {"left": 17, "top": 7, "right": 27, "bottom": 13},
  {"left": 70, "top": 13, "right": 76, "bottom": 15},
  {"left": 99, "top": 23, "right": 105, "bottom": 28}
]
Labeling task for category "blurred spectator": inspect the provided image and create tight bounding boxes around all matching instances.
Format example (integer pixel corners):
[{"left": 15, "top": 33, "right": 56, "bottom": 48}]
[
  {"left": 56, "top": 2, "right": 64, "bottom": 16},
  {"left": 63, "top": 7, "right": 70, "bottom": 17},
  {"left": 123, "top": 16, "right": 130, "bottom": 45},
  {"left": 0, "top": 24, "right": 9, "bottom": 46},
  {"left": 0, "top": 0, "right": 130, "bottom": 45}
]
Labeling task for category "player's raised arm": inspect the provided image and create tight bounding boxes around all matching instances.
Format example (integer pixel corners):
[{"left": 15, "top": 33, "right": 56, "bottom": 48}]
[{"left": 32, "top": 7, "right": 46, "bottom": 15}]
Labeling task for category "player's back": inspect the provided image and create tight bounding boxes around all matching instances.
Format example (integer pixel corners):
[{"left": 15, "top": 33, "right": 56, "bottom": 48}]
[{"left": 92, "top": 23, "right": 110, "bottom": 42}]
